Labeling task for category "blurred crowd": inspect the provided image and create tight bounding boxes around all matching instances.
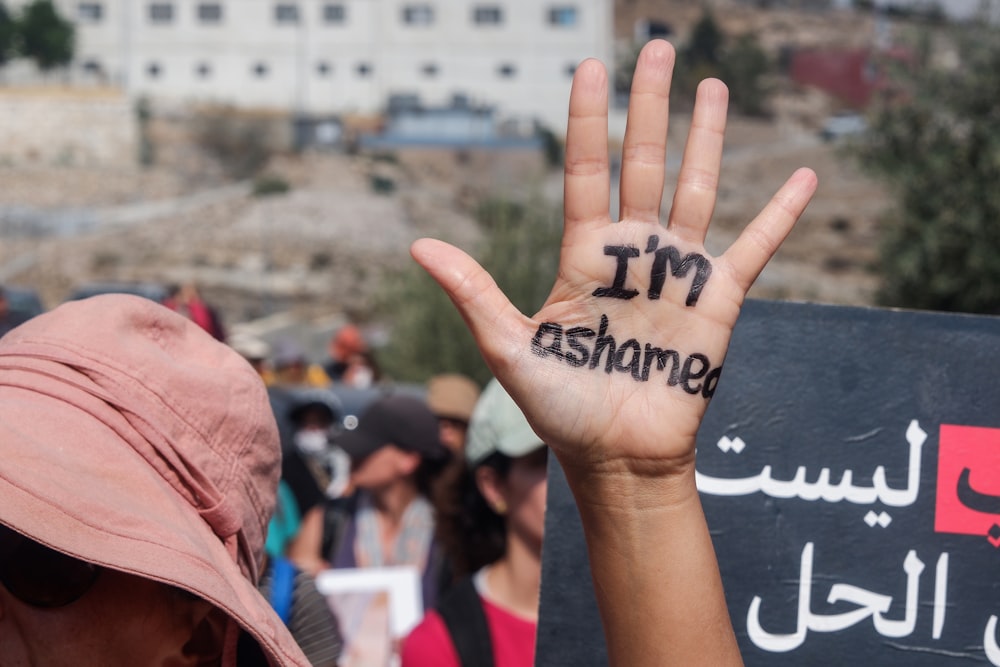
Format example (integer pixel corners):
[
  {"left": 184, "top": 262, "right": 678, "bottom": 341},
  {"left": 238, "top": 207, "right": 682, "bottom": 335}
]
[
  {"left": 0, "top": 283, "right": 546, "bottom": 667},
  {"left": 138, "top": 274, "right": 543, "bottom": 667},
  {"left": 225, "top": 317, "right": 546, "bottom": 667}
]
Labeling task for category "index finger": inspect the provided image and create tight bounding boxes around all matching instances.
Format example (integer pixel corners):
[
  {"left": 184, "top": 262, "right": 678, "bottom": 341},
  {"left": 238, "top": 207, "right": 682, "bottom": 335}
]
[
  {"left": 563, "top": 59, "right": 611, "bottom": 231},
  {"left": 618, "top": 40, "right": 674, "bottom": 224}
]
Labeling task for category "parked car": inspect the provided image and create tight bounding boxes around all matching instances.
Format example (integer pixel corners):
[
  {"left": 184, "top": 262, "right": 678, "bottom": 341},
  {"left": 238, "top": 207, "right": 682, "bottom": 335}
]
[
  {"left": 820, "top": 112, "right": 867, "bottom": 142},
  {"left": 67, "top": 281, "right": 170, "bottom": 304}
]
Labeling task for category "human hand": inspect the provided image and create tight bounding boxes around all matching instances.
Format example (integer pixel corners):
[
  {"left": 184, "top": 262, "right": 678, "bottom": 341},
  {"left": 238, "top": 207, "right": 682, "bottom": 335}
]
[{"left": 411, "top": 40, "right": 816, "bottom": 493}]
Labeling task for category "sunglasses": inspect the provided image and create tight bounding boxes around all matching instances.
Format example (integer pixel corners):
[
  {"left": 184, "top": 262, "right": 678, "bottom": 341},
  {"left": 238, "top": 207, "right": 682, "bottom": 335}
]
[{"left": 0, "top": 523, "right": 101, "bottom": 608}]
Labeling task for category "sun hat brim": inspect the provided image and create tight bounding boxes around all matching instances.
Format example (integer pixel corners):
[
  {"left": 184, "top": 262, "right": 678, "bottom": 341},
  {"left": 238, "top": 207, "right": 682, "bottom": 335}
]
[
  {"left": 0, "top": 388, "right": 309, "bottom": 667},
  {"left": 0, "top": 294, "right": 310, "bottom": 667}
]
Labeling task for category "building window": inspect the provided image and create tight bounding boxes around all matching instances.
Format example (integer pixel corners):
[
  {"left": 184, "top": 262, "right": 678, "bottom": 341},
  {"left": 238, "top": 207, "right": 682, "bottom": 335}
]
[
  {"left": 197, "top": 2, "right": 222, "bottom": 23},
  {"left": 275, "top": 3, "right": 299, "bottom": 23},
  {"left": 253, "top": 62, "right": 270, "bottom": 78},
  {"left": 195, "top": 62, "right": 212, "bottom": 78},
  {"left": 473, "top": 5, "right": 502, "bottom": 25},
  {"left": 421, "top": 62, "right": 439, "bottom": 78},
  {"left": 497, "top": 62, "right": 517, "bottom": 78},
  {"left": 147, "top": 62, "right": 162, "bottom": 79},
  {"left": 77, "top": 2, "right": 103, "bottom": 22},
  {"left": 547, "top": 6, "right": 578, "bottom": 26},
  {"left": 148, "top": 2, "right": 174, "bottom": 23},
  {"left": 356, "top": 62, "right": 372, "bottom": 77},
  {"left": 402, "top": 4, "right": 433, "bottom": 25},
  {"left": 322, "top": 3, "right": 346, "bottom": 23},
  {"left": 316, "top": 61, "right": 332, "bottom": 76}
]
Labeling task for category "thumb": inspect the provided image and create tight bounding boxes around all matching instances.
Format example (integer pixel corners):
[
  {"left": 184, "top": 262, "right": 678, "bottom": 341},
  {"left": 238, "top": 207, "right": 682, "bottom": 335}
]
[{"left": 410, "top": 238, "right": 527, "bottom": 371}]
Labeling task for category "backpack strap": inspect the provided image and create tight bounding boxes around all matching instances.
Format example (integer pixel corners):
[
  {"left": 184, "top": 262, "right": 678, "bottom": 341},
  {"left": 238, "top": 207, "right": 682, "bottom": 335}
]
[
  {"left": 269, "top": 556, "right": 297, "bottom": 626},
  {"left": 437, "top": 576, "right": 495, "bottom": 667},
  {"left": 321, "top": 494, "right": 357, "bottom": 561}
]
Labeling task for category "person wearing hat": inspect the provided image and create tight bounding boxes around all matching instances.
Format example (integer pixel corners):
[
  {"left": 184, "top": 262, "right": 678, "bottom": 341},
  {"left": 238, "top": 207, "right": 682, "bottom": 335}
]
[
  {"left": 328, "top": 394, "right": 452, "bottom": 611},
  {"left": 275, "top": 387, "right": 352, "bottom": 576},
  {"left": 0, "top": 294, "right": 311, "bottom": 666},
  {"left": 285, "top": 387, "right": 350, "bottom": 500},
  {"left": 409, "top": 39, "right": 817, "bottom": 666},
  {"left": 402, "top": 379, "right": 546, "bottom": 667},
  {"left": 426, "top": 373, "right": 481, "bottom": 455}
]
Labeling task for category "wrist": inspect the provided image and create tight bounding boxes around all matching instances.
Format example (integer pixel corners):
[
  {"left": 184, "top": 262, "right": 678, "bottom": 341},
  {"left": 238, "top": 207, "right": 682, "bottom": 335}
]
[{"left": 556, "top": 448, "right": 700, "bottom": 514}]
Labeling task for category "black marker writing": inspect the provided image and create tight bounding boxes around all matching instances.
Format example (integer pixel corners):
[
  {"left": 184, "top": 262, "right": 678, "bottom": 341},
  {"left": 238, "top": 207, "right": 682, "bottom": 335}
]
[
  {"left": 530, "top": 314, "right": 721, "bottom": 399},
  {"left": 592, "top": 245, "right": 640, "bottom": 300},
  {"left": 593, "top": 236, "right": 712, "bottom": 307},
  {"left": 642, "top": 344, "right": 680, "bottom": 383},
  {"left": 646, "top": 235, "right": 712, "bottom": 306},
  {"left": 564, "top": 326, "right": 596, "bottom": 367}
]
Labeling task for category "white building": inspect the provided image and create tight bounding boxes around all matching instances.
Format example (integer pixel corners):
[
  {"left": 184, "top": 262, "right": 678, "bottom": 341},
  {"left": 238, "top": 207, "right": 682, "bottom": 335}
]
[{"left": 36, "top": 0, "right": 612, "bottom": 132}]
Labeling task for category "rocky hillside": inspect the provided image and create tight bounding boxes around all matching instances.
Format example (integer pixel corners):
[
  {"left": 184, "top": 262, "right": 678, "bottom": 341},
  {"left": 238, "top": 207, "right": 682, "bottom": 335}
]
[{"left": 0, "top": 2, "right": 896, "bottom": 330}]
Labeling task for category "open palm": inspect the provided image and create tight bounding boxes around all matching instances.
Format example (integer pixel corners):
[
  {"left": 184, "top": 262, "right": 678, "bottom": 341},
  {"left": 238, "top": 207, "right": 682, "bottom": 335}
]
[{"left": 411, "top": 40, "right": 816, "bottom": 483}]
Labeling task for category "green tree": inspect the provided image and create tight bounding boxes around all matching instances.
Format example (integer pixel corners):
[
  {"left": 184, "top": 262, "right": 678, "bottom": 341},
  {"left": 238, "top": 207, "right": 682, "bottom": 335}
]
[
  {"left": 0, "top": 3, "right": 16, "bottom": 67},
  {"left": 854, "top": 25, "right": 1000, "bottom": 313},
  {"left": 673, "top": 9, "right": 725, "bottom": 103},
  {"left": 377, "top": 197, "right": 562, "bottom": 385},
  {"left": 721, "top": 32, "right": 772, "bottom": 117},
  {"left": 683, "top": 9, "right": 724, "bottom": 67},
  {"left": 18, "top": 0, "right": 74, "bottom": 71},
  {"left": 614, "top": 41, "right": 643, "bottom": 99},
  {"left": 619, "top": 10, "right": 772, "bottom": 116},
  {"left": 192, "top": 106, "right": 277, "bottom": 179}
]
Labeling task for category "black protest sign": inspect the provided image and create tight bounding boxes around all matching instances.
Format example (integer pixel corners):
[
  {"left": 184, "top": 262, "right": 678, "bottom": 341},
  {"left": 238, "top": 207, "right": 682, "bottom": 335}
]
[{"left": 538, "top": 299, "right": 1000, "bottom": 666}]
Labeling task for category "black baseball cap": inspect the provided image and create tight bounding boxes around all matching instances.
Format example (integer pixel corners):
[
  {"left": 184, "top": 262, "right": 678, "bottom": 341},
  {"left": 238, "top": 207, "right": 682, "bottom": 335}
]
[{"left": 337, "top": 394, "right": 450, "bottom": 464}]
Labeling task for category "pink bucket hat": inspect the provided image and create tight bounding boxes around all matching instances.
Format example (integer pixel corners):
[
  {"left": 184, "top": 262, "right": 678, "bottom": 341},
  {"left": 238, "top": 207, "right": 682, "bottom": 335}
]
[{"left": 0, "top": 295, "right": 309, "bottom": 667}]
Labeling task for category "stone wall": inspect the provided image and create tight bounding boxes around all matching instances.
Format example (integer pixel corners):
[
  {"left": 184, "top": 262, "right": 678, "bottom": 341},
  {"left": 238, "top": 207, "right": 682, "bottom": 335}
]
[{"left": 0, "top": 88, "right": 136, "bottom": 167}]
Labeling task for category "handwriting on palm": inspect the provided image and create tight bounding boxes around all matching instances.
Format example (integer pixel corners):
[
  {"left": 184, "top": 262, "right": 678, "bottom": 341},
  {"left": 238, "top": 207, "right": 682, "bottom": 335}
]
[{"left": 412, "top": 40, "right": 817, "bottom": 477}]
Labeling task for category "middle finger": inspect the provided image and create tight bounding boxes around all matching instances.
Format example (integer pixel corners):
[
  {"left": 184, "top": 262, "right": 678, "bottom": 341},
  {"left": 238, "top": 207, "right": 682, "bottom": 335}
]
[{"left": 618, "top": 40, "right": 675, "bottom": 224}]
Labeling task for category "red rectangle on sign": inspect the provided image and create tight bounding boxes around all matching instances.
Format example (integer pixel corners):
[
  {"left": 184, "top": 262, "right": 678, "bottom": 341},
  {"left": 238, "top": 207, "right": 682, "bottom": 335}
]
[{"left": 935, "top": 424, "right": 1000, "bottom": 545}]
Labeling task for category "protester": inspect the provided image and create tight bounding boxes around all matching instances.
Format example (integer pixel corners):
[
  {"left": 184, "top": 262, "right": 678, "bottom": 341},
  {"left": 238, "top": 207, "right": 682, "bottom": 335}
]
[
  {"left": 343, "top": 349, "right": 381, "bottom": 388},
  {"left": 426, "top": 373, "right": 481, "bottom": 455},
  {"left": 275, "top": 387, "right": 352, "bottom": 576},
  {"left": 403, "top": 379, "right": 546, "bottom": 667},
  {"left": 164, "top": 281, "right": 226, "bottom": 341},
  {"left": 324, "top": 324, "right": 368, "bottom": 382},
  {"left": 287, "top": 388, "right": 351, "bottom": 498},
  {"left": 326, "top": 394, "right": 452, "bottom": 610},
  {"left": 409, "top": 39, "right": 817, "bottom": 665},
  {"left": 0, "top": 294, "right": 310, "bottom": 666}
]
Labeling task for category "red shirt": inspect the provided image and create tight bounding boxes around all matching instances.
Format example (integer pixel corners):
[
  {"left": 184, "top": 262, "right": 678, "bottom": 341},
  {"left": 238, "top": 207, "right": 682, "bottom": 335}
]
[{"left": 401, "top": 594, "right": 537, "bottom": 667}]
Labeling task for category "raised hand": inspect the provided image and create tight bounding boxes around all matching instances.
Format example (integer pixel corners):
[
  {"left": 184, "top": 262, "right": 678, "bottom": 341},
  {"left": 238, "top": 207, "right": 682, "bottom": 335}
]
[
  {"left": 411, "top": 40, "right": 816, "bottom": 666},
  {"left": 412, "top": 40, "right": 815, "bottom": 480}
]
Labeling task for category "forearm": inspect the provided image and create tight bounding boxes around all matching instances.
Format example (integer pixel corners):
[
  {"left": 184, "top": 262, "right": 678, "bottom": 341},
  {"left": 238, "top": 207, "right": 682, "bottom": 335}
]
[
  {"left": 564, "top": 464, "right": 742, "bottom": 667},
  {"left": 287, "top": 505, "right": 328, "bottom": 577}
]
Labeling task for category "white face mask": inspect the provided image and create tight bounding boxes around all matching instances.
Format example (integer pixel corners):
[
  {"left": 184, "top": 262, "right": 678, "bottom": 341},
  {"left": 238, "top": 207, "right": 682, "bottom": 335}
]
[{"left": 294, "top": 430, "right": 329, "bottom": 455}]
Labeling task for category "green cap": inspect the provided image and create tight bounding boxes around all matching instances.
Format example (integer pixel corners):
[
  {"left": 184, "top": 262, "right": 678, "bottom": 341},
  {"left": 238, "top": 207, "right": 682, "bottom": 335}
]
[{"left": 465, "top": 379, "right": 545, "bottom": 467}]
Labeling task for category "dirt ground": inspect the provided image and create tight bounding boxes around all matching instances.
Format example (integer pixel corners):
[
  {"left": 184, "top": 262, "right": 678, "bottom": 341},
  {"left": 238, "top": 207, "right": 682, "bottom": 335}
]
[{"left": 0, "top": 117, "right": 888, "bottom": 324}]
